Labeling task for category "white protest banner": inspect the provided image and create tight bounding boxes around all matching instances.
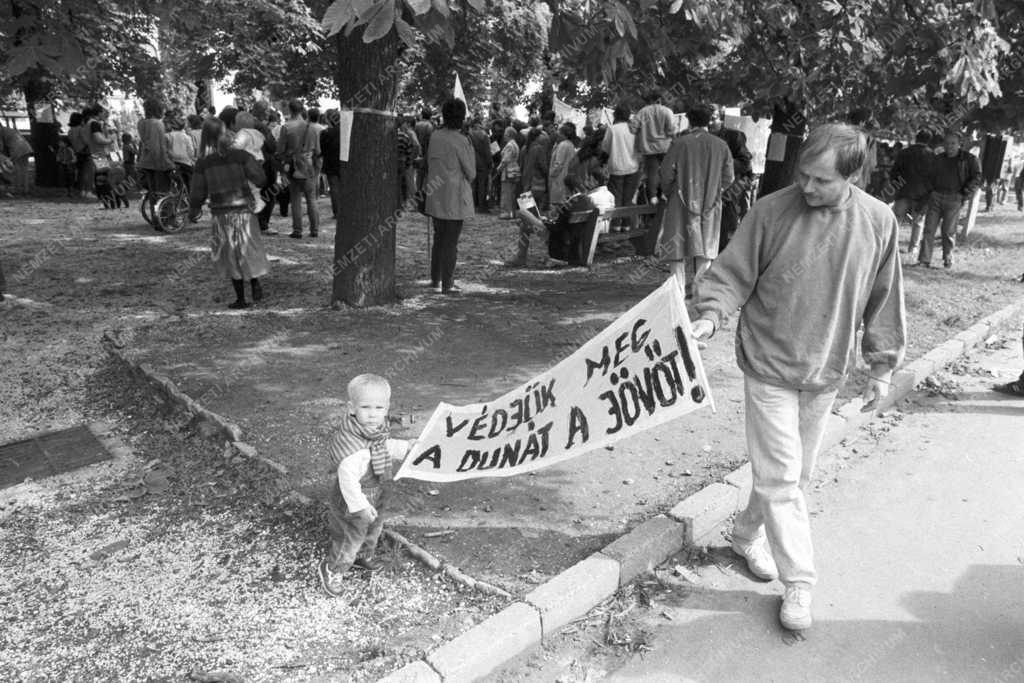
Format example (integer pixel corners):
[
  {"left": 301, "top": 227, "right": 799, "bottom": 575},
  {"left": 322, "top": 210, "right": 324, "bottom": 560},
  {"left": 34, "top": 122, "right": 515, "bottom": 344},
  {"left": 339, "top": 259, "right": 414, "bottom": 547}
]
[{"left": 395, "top": 278, "right": 715, "bottom": 482}]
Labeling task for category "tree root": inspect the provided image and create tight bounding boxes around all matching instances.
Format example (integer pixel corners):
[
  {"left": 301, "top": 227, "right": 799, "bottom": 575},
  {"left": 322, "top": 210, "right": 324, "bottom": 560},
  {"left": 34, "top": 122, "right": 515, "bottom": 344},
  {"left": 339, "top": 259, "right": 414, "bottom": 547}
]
[{"left": 384, "top": 529, "right": 513, "bottom": 600}]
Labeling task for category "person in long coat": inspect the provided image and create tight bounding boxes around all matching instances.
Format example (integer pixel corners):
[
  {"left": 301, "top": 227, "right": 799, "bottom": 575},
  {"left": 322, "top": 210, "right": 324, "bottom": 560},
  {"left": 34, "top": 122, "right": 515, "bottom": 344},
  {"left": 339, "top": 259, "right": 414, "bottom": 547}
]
[
  {"left": 548, "top": 122, "right": 577, "bottom": 207},
  {"left": 424, "top": 98, "right": 476, "bottom": 294},
  {"left": 659, "top": 104, "right": 734, "bottom": 293}
]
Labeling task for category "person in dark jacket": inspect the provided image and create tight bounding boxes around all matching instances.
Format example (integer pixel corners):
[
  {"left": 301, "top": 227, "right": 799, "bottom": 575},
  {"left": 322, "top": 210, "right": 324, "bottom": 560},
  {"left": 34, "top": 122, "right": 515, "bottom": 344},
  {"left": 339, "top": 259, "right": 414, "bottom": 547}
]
[
  {"left": 467, "top": 118, "right": 492, "bottom": 211},
  {"left": 424, "top": 99, "right": 475, "bottom": 294},
  {"left": 249, "top": 100, "right": 279, "bottom": 234},
  {"left": 890, "top": 130, "right": 934, "bottom": 255},
  {"left": 322, "top": 110, "right": 342, "bottom": 218},
  {"left": 716, "top": 126, "right": 754, "bottom": 250},
  {"left": 912, "top": 130, "right": 980, "bottom": 269}
]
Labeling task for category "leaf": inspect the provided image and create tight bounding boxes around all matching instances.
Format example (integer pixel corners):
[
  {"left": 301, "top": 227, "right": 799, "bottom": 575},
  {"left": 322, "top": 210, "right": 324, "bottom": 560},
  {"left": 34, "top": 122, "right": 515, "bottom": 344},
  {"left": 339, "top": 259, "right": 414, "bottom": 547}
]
[
  {"left": 362, "top": 0, "right": 396, "bottom": 42},
  {"left": 431, "top": 0, "right": 451, "bottom": 18},
  {"left": 464, "top": 0, "right": 485, "bottom": 11},
  {"left": 4, "top": 46, "right": 39, "bottom": 78},
  {"left": 394, "top": 16, "right": 417, "bottom": 45},
  {"left": 405, "top": 0, "right": 432, "bottom": 14},
  {"left": 668, "top": 0, "right": 683, "bottom": 14},
  {"left": 619, "top": 5, "right": 637, "bottom": 39},
  {"left": 352, "top": 0, "right": 382, "bottom": 23},
  {"left": 322, "top": 0, "right": 356, "bottom": 36}
]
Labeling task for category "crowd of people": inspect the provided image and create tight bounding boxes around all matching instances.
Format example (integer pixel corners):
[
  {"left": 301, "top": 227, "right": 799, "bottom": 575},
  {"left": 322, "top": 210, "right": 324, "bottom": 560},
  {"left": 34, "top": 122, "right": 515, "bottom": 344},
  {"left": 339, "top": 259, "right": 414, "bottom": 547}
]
[
  {"left": 401, "top": 91, "right": 756, "bottom": 283},
  {"left": 2, "top": 90, "right": 1023, "bottom": 307}
]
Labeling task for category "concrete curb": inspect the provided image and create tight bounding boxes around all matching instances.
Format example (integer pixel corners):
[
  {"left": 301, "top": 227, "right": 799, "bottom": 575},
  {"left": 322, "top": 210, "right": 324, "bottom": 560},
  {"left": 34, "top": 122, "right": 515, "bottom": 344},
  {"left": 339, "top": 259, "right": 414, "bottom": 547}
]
[
  {"left": 102, "top": 337, "right": 292, "bottom": 479},
  {"left": 381, "top": 297, "right": 1024, "bottom": 682}
]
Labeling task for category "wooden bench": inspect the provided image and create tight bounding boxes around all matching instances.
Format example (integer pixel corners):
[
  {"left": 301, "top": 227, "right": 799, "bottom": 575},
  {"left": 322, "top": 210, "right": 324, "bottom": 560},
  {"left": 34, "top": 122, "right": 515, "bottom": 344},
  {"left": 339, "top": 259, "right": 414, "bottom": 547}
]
[{"left": 566, "top": 204, "right": 663, "bottom": 266}]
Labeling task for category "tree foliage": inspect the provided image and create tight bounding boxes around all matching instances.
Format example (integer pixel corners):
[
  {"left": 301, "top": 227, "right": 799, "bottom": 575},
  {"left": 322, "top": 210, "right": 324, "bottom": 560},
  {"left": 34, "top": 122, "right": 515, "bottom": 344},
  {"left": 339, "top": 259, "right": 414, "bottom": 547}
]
[
  {"left": 0, "top": 0, "right": 322, "bottom": 109},
  {"left": 395, "top": 0, "right": 548, "bottom": 110}
]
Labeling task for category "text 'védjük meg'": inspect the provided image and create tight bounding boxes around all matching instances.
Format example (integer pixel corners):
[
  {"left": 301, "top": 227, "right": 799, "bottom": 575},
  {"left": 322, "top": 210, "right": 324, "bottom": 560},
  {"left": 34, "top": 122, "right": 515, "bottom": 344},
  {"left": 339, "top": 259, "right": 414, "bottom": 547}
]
[{"left": 410, "top": 320, "right": 705, "bottom": 473}]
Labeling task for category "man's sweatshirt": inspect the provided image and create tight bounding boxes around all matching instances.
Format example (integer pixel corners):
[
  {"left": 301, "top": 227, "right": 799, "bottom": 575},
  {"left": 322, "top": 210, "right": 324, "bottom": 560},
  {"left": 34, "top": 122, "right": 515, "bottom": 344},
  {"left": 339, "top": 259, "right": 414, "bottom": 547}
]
[{"left": 695, "top": 184, "right": 906, "bottom": 392}]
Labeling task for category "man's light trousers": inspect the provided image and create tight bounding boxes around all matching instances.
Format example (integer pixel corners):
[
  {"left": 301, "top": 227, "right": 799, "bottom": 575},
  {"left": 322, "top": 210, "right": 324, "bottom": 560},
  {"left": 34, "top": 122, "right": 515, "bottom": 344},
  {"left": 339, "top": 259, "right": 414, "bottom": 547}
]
[{"left": 732, "top": 375, "right": 837, "bottom": 587}]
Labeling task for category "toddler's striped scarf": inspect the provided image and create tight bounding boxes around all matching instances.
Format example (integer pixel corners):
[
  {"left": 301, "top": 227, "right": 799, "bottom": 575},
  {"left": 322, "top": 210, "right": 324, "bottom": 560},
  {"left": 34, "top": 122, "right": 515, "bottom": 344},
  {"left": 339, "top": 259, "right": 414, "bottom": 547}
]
[{"left": 332, "top": 413, "right": 392, "bottom": 480}]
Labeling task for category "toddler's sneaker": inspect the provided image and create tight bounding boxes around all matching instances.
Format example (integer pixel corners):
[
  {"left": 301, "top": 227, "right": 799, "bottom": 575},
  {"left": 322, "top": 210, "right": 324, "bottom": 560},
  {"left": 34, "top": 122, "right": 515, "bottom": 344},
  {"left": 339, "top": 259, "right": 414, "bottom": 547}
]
[
  {"left": 318, "top": 559, "right": 346, "bottom": 598},
  {"left": 731, "top": 538, "right": 779, "bottom": 581},
  {"left": 780, "top": 584, "right": 813, "bottom": 631}
]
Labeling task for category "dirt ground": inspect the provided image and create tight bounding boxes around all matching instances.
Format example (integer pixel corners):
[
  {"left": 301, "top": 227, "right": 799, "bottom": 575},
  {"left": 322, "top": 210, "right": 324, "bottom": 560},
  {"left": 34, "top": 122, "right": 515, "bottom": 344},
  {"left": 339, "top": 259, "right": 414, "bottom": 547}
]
[{"left": 2, "top": 191, "right": 1022, "bottom": 679}]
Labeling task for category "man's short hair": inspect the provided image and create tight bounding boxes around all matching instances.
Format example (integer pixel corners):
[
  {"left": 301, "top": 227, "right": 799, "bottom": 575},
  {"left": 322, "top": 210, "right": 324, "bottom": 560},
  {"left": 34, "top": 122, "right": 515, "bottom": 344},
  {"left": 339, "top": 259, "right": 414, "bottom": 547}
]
[
  {"left": 217, "top": 106, "right": 238, "bottom": 130},
  {"left": 143, "top": 98, "right": 164, "bottom": 119},
  {"left": 915, "top": 130, "right": 931, "bottom": 143},
  {"left": 235, "top": 112, "right": 257, "bottom": 130},
  {"left": 613, "top": 104, "right": 630, "bottom": 123},
  {"left": 441, "top": 98, "right": 467, "bottom": 129},
  {"left": 643, "top": 89, "right": 661, "bottom": 104},
  {"left": 307, "top": 107, "right": 321, "bottom": 123},
  {"left": 421, "top": 107, "right": 433, "bottom": 120},
  {"left": 251, "top": 99, "right": 271, "bottom": 120},
  {"left": 798, "top": 123, "right": 867, "bottom": 179},
  {"left": 541, "top": 110, "right": 556, "bottom": 124},
  {"left": 348, "top": 373, "right": 391, "bottom": 402},
  {"left": 944, "top": 129, "right": 963, "bottom": 141},
  {"left": 686, "top": 104, "right": 713, "bottom": 128},
  {"left": 288, "top": 98, "right": 304, "bottom": 116}
]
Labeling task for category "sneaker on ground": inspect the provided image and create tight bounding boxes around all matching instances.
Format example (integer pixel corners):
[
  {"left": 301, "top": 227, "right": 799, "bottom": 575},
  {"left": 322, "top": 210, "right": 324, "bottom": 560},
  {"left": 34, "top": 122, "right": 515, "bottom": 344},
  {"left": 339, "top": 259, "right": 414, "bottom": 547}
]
[
  {"left": 318, "top": 559, "right": 346, "bottom": 597},
  {"left": 353, "top": 556, "right": 384, "bottom": 571},
  {"left": 993, "top": 379, "right": 1024, "bottom": 397},
  {"left": 731, "top": 539, "right": 779, "bottom": 581},
  {"left": 780, "top": 584, "right": 813, "bottom": 631}
]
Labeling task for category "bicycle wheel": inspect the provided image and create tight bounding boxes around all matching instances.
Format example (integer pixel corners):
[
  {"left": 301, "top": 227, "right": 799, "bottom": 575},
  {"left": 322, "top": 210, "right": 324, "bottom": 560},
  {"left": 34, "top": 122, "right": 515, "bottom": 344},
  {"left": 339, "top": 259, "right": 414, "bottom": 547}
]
[
  {"left": 155, "top": 194, "right": 189, "bottom": 233},
  {"left": 140, "top": 192, "right": 158, "bottom": 227}
]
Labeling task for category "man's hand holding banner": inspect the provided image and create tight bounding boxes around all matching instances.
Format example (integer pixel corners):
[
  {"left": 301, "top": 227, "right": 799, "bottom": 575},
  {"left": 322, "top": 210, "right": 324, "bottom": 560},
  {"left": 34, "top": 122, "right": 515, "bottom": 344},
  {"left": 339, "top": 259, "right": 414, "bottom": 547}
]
[{"left": 395, "top": 277, "right": 714, "bottom": 482}]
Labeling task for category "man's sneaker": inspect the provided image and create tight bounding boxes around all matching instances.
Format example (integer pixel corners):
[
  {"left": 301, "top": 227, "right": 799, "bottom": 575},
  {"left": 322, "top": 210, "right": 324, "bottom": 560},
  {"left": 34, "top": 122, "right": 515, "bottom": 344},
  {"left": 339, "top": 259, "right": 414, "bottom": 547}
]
[
  {"left": 731, "top": 539, "right": 779, "bottom": 581},
  {"left": 318, "top": 559, "right": 346, "bottom": 597},
  {"left": 780, "top": 584, "right": 813, "bottom": 631},
  {"left": 353, "top": 556, "right": 384, "bottom": 572}
]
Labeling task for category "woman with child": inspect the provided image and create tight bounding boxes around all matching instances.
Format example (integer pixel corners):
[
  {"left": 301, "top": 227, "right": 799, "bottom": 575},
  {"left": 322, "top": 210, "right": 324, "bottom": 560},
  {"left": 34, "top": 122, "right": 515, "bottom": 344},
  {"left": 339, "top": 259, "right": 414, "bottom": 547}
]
[{"left": 189, "top": 118, "right": 269, "bottom": 309}]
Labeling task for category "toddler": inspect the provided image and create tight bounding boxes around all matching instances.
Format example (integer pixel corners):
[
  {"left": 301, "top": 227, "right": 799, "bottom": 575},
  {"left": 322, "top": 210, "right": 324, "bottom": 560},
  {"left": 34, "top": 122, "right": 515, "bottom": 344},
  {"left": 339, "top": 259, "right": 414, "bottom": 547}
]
[
  {"left": 232, "top": 112, "right": 266, "bottom": 214},
  {"left": 319, "top": 374, "right": 410, "bottom": 597}
]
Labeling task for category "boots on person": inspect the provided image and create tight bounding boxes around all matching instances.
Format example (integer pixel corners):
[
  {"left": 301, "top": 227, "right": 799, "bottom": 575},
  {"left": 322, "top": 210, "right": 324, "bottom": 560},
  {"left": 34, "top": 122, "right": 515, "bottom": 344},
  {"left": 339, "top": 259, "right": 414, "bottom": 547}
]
[
  {"left": 251, "top": 278, "right": 263, "bottom": 303},
  {"left": 228, "top": 279, "right": 250, "bottom": 309}
]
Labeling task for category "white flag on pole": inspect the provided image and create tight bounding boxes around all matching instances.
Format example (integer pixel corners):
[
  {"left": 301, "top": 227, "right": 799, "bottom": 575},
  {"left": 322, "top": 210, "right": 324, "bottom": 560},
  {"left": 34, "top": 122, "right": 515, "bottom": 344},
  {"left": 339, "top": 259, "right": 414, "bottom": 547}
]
[{"left": 453, "top": 73, "right": 466, "bottom": 104}]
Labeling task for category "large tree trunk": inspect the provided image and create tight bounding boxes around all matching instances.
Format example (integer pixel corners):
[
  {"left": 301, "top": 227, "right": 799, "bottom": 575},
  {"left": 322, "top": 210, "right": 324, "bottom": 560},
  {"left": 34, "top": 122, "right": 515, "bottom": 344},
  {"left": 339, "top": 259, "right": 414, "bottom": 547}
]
[
  {"left": 23, "top": 77, "right": 59, "bottom": 189},
  {"left": 331, "top": 28, "right": 401, "bottom": 308}
]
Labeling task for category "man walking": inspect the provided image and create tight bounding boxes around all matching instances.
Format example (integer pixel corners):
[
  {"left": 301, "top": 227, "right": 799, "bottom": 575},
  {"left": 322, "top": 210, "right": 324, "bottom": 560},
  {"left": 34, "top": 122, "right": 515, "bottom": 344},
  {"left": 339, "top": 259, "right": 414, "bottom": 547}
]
[
  {"left": 914, "top": 130, "right": 980, "bottom": 268},
  {"left": 889, "top": 130, "right": 934, "bottom": 255},
  {"left": 658, "top": 104, "right": 734, "bottom": 293},
  {"left": 277, "top": 99, "right": 321, "bottom": 239},
  {"left": 691, "top": 123, "right": 906, "bottom": 632},
  {"left": 633, "top": 89, "right": 676, "bottom": 202}
]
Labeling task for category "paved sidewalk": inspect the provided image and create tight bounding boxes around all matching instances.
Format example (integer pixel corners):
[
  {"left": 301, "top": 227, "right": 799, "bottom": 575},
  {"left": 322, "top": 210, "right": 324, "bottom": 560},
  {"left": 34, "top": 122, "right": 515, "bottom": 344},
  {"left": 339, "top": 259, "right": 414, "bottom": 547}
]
[{"left": 603, "top": 341, "right": 1024, "bottom": 682}]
